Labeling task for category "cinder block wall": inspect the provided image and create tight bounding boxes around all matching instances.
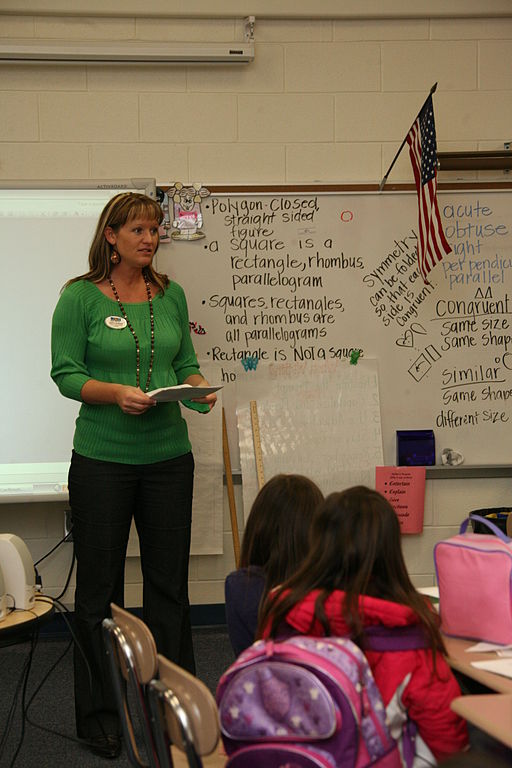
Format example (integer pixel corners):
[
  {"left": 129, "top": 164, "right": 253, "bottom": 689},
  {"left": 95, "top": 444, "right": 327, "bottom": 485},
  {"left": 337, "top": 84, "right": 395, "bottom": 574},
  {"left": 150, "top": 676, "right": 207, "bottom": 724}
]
[{"left": 1, "top": 4, "right": 511, "bottom": 607}]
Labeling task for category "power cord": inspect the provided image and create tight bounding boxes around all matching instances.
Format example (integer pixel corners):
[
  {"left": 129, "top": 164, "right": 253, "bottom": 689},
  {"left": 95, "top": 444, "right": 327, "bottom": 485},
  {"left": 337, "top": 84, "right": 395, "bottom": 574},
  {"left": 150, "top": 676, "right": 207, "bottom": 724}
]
[
  {"left": 33, "top": 530, "right": 73, "bottom": 568},
  {"left": 16, "top": 596, "right": 112, "bottom": 756},
  {"left": 0, "top": 545, "right": 107, "bottom": 767},
  {"left": 0, "top": 628, "right": 38, "bottom": 767},
  {"left": 54, "top": 548, "right": 76, "bottom": 602},
  {"left": 32, "top": 524, "right": 75, "bottom": 603},
  {"left": 33, "top": 529, "right": 74, "bottom": 598},
  {"left": 0, "top": 600, "right": 80, "bottom": 767},
  {"left": 2, "top": 522, "right": 119, "bottom": 764}
]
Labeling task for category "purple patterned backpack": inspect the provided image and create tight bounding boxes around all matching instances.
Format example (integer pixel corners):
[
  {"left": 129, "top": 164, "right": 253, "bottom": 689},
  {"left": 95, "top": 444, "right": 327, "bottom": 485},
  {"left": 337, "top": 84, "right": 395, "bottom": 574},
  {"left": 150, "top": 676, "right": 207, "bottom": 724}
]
[{"left": 216, "top": 634, "right": 425, "bottom": 768}]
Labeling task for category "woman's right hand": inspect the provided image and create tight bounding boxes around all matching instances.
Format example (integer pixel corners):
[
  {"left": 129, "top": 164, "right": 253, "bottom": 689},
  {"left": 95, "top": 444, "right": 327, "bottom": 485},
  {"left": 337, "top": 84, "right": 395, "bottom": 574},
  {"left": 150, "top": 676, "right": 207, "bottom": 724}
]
[
  {"left": 114, "top": 386, "right": 157, "bottom": 415},
  {"left": 81, "top": 380, "right": 156, "bottom": 414}
]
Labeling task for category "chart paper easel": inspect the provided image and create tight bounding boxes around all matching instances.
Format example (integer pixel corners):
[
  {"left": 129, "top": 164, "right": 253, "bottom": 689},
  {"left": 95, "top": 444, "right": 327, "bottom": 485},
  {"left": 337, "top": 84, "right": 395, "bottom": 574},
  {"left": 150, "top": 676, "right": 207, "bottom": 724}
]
[{"left": 237, "top": 359, "right": 384, "bottom": 521}]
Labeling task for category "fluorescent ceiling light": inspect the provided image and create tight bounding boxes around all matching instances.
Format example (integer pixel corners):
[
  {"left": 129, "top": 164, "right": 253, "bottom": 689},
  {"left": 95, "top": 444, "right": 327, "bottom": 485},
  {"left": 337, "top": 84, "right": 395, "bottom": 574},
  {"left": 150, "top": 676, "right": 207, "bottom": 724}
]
[{"left": 0, "top": 39, "right": 254, "bottom": 64}]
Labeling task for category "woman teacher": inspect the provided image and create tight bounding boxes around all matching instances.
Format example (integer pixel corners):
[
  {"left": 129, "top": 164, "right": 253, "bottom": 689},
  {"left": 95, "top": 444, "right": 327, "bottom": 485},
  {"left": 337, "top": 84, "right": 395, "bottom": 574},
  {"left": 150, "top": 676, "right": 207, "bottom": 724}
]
[{"left": 51, "top": 192, "right": 216, "bottom": 759}]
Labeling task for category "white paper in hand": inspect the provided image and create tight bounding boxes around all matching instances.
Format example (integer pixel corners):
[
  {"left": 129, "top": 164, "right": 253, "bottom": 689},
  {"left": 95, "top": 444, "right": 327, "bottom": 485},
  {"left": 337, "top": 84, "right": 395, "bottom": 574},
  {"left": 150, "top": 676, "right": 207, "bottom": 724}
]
[{"left": 147, "top": 384, "right": 222, "bottom": 403}]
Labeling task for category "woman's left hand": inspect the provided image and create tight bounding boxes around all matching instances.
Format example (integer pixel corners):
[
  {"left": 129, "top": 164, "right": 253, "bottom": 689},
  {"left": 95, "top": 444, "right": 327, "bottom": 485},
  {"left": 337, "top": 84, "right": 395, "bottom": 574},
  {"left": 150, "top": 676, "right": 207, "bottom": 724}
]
[
  {"left": 191, "top": 391, "right": 217, "bottom": 410},
  {"left": 184, "top": 374, "right": 217, "bottom": 410}
]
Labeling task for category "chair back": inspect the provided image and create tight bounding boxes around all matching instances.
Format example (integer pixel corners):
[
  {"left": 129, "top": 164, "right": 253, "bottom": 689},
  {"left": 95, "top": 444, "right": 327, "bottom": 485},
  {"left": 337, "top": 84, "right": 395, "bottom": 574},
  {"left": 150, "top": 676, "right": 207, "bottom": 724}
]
[
  {"left": 110, "top": 603, "right": 158, "bottom": 683},
  {"left": 148, "top": 654, "right": 220, "bottom": 768},
  {"left": 102, "top": 603, "right": 159, "bottom": 768}
]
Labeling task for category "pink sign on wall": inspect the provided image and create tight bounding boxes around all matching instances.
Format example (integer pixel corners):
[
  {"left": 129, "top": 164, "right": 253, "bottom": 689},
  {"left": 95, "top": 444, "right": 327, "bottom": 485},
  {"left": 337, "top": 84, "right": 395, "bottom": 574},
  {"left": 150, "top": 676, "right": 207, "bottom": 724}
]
[{"left": 375, "top": 466, "right": 426, "bottom": 534}]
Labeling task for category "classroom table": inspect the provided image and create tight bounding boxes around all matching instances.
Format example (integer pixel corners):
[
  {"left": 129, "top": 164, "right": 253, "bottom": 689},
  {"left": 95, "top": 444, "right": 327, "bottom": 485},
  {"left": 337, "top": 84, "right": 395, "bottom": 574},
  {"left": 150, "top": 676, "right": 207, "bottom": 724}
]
[
  {"left": 444, "top": 636, "right": 512, "bottom": 752},
  {"left": 0, "top": 595, "right": 54, "bottom": 646},
  {"left": 444, "top": 635, "right": 512, "bottom": 694},
  {"left": 451, "top": 694, "right": 512, "bottom": 750}
]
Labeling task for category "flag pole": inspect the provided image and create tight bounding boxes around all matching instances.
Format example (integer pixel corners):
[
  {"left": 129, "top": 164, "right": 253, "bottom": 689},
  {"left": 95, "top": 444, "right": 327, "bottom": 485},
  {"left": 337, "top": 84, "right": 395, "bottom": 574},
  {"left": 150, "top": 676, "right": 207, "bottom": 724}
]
[{"left": 378, "top": 82, "right": 438, "bottom": 192}]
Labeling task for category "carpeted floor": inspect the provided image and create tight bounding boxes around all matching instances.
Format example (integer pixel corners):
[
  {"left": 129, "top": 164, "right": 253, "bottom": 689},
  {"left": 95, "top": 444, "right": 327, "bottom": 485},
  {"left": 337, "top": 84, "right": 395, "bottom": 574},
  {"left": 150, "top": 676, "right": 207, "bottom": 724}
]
[{"left": 0, "top": 625, "right": 235, "bottom": 768}]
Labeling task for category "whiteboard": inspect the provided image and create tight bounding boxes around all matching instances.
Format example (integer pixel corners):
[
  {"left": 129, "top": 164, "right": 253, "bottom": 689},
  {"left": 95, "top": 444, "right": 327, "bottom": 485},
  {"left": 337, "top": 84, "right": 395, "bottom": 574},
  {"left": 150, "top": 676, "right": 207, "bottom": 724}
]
[{"left": 159, "top": 185, "right": 512, "bottom": 471}]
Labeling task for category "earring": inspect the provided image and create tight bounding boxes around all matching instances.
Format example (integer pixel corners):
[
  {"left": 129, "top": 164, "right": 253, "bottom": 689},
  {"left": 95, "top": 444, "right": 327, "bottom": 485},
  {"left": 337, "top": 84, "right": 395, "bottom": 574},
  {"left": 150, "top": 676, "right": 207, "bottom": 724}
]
[{"left": 110, "top": 249, "right": 120, "bottom": 264}]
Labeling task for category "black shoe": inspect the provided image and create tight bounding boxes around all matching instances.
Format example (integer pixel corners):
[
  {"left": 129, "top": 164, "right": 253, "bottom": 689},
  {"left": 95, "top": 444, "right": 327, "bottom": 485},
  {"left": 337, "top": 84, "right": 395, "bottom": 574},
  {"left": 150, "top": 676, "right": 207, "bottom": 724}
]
[{"left": 87, "top": 734, "right": 122, "bottom": 759}]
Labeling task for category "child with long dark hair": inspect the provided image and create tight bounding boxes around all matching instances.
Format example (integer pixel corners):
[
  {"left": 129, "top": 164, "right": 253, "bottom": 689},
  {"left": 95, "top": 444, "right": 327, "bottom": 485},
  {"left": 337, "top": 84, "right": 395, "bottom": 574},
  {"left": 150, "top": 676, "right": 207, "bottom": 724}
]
[
  {"left": 258, "top": 486, "right": 468, "bottom": 764},
  {"left": 225, "top": 473, "right": 323, "bottom": 656}
]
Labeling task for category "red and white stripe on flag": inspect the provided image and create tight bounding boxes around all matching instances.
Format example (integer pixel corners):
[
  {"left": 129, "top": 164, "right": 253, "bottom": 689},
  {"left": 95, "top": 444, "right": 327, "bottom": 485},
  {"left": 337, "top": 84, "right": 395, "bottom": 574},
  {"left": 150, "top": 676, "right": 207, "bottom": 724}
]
[{"left": 406, "top": 96, "right": 451, "bottom": 283}]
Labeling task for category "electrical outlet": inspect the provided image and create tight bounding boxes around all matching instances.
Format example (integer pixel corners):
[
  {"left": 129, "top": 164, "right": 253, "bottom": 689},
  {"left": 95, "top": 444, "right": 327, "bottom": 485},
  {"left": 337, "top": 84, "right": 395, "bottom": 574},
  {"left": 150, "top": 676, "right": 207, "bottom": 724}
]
[{"left": 64, "top": 509, "right": 73, "bottom": 541}]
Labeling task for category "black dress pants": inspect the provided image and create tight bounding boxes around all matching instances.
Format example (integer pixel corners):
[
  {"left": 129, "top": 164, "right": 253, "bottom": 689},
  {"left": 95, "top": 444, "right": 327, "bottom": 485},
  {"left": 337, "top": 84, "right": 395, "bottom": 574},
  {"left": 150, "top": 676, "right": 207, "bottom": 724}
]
[{"left": 68, "top": 450, "right": 195, "bottom": 739}]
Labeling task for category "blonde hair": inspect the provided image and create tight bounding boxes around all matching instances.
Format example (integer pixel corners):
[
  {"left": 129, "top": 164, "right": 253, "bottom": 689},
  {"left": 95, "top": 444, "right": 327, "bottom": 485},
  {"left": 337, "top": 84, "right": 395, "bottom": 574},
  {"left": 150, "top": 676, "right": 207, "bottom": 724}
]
[{"left": 65, "top": 192, "right": 169, "bottom": 293}]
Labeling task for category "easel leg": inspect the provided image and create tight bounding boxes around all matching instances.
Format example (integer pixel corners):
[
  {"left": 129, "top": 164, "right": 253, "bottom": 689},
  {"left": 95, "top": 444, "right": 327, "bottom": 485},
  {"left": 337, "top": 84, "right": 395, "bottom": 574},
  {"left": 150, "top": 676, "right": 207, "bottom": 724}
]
[{"left": 222, "top": 408, "right": 240, "bottom": 568}]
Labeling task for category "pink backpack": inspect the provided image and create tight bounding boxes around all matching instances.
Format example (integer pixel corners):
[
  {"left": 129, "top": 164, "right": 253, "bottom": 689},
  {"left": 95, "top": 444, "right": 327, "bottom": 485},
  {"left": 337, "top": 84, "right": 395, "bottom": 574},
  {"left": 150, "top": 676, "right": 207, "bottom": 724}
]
[
  {"left": 434, "top": 513, "right": 512, "bottom": 644},
  {"left": 216, "top": 631, "right": 426, "bottom": 768}
]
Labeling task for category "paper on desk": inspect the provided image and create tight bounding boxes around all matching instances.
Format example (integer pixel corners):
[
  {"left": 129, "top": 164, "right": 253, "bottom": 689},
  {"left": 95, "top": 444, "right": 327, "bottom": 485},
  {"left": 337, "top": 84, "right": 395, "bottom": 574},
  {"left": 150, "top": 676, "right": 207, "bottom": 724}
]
[
  {"left": 471, "top": 659, "right": 512, "bottom": 679},
  {"left": 147, "top": 384, "right": 222, "bottom": 402},
  {"left": 466, "top": 642, "right": 512, "bottom": 654}
]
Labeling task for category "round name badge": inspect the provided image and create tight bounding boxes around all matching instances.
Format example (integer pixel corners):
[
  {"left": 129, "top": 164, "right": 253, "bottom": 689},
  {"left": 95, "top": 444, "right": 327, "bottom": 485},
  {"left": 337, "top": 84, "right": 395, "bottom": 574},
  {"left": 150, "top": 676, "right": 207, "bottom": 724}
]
[{"left": 105, "top": 315, "right": 127, "bottom": 330}]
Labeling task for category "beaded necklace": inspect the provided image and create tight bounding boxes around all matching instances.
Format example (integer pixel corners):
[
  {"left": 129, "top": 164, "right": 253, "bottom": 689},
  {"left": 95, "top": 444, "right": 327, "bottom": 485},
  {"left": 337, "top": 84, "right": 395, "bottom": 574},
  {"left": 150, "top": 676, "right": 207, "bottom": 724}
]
[{"left": 108, "top": 272, "right": 155, "bottom": 393}]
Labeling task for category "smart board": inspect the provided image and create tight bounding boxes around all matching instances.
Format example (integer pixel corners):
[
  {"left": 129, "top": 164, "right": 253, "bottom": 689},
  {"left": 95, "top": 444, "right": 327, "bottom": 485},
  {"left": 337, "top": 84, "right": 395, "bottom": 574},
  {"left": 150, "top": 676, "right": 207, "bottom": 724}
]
[{"left": 0, "top": 179, "right": 156, "bottom": 499}]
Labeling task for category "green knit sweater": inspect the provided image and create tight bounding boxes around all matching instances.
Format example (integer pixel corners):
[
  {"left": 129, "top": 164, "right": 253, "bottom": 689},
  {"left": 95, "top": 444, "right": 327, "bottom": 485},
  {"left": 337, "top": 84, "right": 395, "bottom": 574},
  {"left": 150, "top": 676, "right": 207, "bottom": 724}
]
[{"left": 51, "top": 279, "right": 208, "bottom": 464}]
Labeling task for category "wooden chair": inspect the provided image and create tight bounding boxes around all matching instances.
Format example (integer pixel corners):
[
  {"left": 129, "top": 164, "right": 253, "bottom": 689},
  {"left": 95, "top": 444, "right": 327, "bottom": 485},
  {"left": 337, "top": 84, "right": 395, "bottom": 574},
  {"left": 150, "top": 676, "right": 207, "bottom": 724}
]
[
  {"left": 148, "top": 653, "right": 222, "bottom": 768},
  {"left": 102, "top": 603, "right": 159, "bottom": 768}
]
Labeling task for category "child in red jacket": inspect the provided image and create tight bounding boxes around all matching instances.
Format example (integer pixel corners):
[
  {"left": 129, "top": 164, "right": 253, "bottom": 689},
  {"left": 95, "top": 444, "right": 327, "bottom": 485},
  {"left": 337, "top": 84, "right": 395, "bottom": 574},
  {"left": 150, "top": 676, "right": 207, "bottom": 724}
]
[{"left": 258, "top": 486, "right": 469, "bottom": 764}]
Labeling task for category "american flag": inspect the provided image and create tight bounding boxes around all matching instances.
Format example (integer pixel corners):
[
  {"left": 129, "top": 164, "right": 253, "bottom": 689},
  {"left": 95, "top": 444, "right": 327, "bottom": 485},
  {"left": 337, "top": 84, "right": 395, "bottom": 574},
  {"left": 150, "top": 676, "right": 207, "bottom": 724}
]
[{"left": 406, "top": 95, "right": 451, "bottom": 283}]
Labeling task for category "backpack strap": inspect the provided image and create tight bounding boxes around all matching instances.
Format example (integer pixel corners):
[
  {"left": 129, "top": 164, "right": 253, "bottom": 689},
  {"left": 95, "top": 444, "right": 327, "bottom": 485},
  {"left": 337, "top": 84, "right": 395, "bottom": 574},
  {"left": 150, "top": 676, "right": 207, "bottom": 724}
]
[
  {"left": 364, "top": 625, "right": 429, "bottom": 651},
  {"left": 460, "top": 513, "right": 511, "bottom": 542}
]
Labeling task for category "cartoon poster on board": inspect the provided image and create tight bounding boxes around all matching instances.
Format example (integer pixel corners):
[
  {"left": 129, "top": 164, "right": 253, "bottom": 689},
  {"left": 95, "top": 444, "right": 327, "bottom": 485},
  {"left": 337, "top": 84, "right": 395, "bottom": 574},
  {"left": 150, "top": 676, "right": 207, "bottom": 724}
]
[
  {"left": 165, "top": 182, "right": 210, "bottom": 240},
  {"left": 156, "top": 183, "right": 211, "bottom": 337}
]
